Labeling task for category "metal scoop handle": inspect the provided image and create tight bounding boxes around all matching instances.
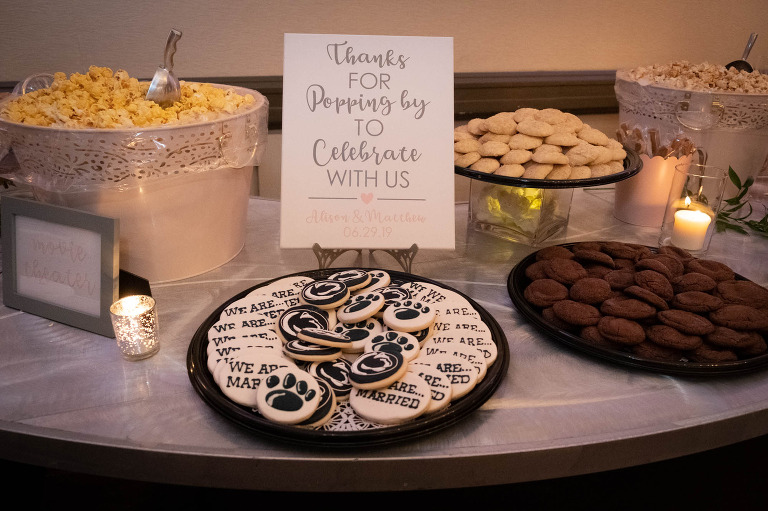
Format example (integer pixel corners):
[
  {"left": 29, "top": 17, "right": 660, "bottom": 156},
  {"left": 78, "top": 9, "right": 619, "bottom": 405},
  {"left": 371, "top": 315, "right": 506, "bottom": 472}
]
[
  {"left": 741, "top": 33, "right": 758, "bottom": 60},
  {"left": 163, "top": 29, "right": 182, "bottom": 71}
]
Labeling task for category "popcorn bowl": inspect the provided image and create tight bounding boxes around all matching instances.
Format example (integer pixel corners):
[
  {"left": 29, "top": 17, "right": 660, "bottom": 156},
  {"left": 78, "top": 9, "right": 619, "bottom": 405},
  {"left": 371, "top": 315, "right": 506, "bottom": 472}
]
[{"left": 0, "top": 84, "right": 269, "bottom": 282}]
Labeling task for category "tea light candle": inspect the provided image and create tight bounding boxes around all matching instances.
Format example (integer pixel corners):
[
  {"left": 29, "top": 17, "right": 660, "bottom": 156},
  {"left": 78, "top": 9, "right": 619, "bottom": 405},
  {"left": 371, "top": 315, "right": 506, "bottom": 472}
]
[
  {"left": 110, "top": 295, "right": 159, "bottom": 361},
  {"left": 670, "top": 208, "right": 711, "bottom": 251}
]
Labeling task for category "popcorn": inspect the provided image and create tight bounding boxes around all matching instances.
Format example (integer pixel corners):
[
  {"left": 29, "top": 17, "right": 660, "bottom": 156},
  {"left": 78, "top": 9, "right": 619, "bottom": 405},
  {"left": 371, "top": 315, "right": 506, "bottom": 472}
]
[
  {"left": 1, "top": 66, "right": 255, "bottom": 128},
  {"left": 625, "top": 60, "right": 768, "bottom": 94}
]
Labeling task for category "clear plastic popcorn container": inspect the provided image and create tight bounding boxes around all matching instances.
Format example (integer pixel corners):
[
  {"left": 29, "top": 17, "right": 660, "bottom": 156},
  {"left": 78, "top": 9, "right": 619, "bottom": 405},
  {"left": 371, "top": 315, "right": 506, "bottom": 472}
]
[{"left": 0, "top": 79, "right": 269, "bottom": 283}]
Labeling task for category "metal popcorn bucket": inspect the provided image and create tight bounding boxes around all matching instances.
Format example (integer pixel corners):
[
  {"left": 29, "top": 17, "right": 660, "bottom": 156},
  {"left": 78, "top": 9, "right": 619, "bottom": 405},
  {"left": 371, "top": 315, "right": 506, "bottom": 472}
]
[{"left": 0, "top": 84, "right": 269, "bottom": 282}]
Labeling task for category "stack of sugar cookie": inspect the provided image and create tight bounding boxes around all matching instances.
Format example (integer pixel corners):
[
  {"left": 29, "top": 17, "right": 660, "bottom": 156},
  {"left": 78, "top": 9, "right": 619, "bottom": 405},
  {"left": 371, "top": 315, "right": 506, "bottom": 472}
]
[
  {"left": 206, "top": 269, "right": 498, "bottom": 429},
  {"left": 454, "top": 108, "right": 627, "bottom": 180}
]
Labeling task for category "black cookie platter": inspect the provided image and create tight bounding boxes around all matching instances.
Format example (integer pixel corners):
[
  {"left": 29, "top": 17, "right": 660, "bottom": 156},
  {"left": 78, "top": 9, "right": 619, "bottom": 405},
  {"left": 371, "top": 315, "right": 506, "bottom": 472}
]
[
  {"left": 187, "top": 268, "right": 509, "bottom": 447},
  {"left": 507, "top": 244, "right": 768, "bottom": 376},
  {"left": 454, "top": 146, "right": 642, "bottom": 189}
]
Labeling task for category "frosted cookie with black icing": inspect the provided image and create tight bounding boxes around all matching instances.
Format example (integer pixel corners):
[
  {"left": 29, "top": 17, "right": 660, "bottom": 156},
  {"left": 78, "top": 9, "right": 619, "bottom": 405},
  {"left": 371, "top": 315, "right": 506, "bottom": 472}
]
[
  {"left": 297, "top": 377, "right": 336, "bottom": 428},
  {"left": 375, "top": 285, "right": 412, "bottom": 317},
  {"left": 382, "top": 300, "right": 437, "bottom": 332},
  {"left": 329, "top": 269, "right": 371, "bottom": 291},
  {"left": 256, "top": 275, "right": 315, "bottom": 304},
  {"left": 364, "top": 331, "right": 421, "bottom": 362},
  {"left": 352, "top": 269, "right": 391, "bottom": 294},
  {"left": 349, "top": 350, "right": 407, "bottom": 390},
  {"left": 308, "top": 357, "right": 352, "bottom": 401},
  {"left": 276, "top": 304, "right": 334, "bottom": 343},
  {"left": 256, "top": 366, "right": 321, "bottom": 424},
  {"left": 333, "top": 317, "right": 384, "bottom": 353},
  {"left": 350, "top": 371, "right": 431, "bottom": 425},
  {"left": 215, "top": 352, "right": 296, "bottom": 408},
  {"left": 336, "top": 291, "right": 385, "bottom": 323},
  {"left": 207, "top": 335, "right": 283, "bottom": 373},
  {"left": 426, "top": 327, "right": 498, "bottom": 367},
  {"left": 283, "top": 339, "right": 342, "bottom": 362},
  {"left": 407, "top": 363, "right": 452, "bottom": 413},
  {"left": 297, "top": 327, "right": 354, "bottom": 349},
  {"left": 410, "top": 354, "right": 477, "bottom": 400},
  {"left": 300, "top": 280, "right": 350, "bottom": 310}
]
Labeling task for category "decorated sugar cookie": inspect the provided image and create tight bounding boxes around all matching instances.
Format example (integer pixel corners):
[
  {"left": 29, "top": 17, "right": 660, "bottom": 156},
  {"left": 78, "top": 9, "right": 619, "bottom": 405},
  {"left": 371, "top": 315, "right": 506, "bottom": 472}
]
[
  {"left": 215, "top": 352, "right": 296, "bottom": 408},
  {"left": 283, "top": 339, "right": 342, "bottom": 362},
  {"left": 421, "top": 341, "right": 488, "bottom": 382},
  {"left": 410, "top": 354, "right": 478, "bottom": 400},
  {"left": 221, "top": 293, "right": 296, "bottom": 325},
  {"left": 350, "top": 371, "right": 431, "bottom": 425},
  {"left": 407, "top": 363, "right": 452, "bottom": 413},
  {"left": 336, "top": 291, "right": 385, "bottom": 323},
  {"left": 207, "top": 335, "right": 283, "bottom": 372},
  {"left": 364, "top": 331, "right": 421, "bottom": 362},
  {"left": 297, "top": 327, "right": 354, "bottom": 349},
  {"left": 349, "top": 350, "right": 407, "bottom": 390},
  {"left": 382, "top": 299, "right": 437, "bottom": 332},
  {"left": 333, "top": 317, "right": 384, "bottom": 353},
  {"left": 426, "top": 327, "right": 498, "bottom": 367},
  {"left": 300, "top": 280, "right": 350, "bottom": 310},
  {"left": 276, "top": 304, "right": 334, "bottom": 343},
  {"left": 308, "top": 357, "right": 353, "bottom": 401},
  {"left": 297, "top": 377, "right": 336, "bottom": 428},
  {"left": 207, "top": 321, "right": 280, "bottom": 355},
  {"left": 328, "top": 269, "right": 371, "bottom": 291},
  {"left": 375, "top": 285, "right": 412, "bottom": 317},
  {"left": 256, "top": 275, "right": 315, "bottom": 303},
  {"left": 353, "top": 270, "right": 391, "bottom": 294},
  {"left": 256, "top": 366, "right": 321, "bottom": 424}
]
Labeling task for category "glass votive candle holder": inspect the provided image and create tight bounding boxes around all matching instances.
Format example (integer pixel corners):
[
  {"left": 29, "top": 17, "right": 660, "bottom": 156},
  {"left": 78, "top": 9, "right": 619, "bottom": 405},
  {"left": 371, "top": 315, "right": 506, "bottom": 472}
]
[
  {"left": 658, "top": 163, "right": 727, "bottom": 255},
  {"left": 109, "top": 295, "right": 159, "bottom": 361}
]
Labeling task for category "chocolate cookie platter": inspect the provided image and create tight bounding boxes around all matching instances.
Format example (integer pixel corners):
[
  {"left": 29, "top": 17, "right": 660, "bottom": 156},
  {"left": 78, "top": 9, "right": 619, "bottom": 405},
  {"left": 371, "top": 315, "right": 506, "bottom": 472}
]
[
  {"left": 508, "top": 241, "right": 768, "bottom": 375},
  {"left": 187, "top": 268, "right": 508, "bottom": 446},
  {"left": 453, "top": 108, "right": 643, "bottom": 189}
]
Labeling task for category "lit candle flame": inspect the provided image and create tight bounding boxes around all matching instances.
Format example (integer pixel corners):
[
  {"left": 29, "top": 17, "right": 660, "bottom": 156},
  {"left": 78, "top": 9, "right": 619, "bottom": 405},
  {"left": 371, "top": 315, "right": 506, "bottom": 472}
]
[{"left": 684, "top": 196, "right": 691, "bottom": 207}]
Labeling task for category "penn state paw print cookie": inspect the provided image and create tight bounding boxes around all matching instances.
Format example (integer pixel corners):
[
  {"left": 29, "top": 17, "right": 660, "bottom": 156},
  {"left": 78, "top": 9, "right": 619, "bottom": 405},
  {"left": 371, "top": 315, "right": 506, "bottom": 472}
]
[
  {"left": 300, "top": 280, "right": 350, "bottom": 310},
  {"left": 364, "top": 331, "right": 420, "bottom": 362},
  {"left": 382, "top": 300, "right": 437, "bottom": 332},
  {"left": 333, "top": 317, "right": 383, "bottom": 353},
  {"left": 256, "top": 366, "right": 321, "bottom": 424},
  {"left": 297, "top": 377, "right": 336, "bottom": 428},
  {"left": 336, "top": 292, "right": 385, "bottom": 323},
  {"left": 353, "top": 270, "right": 391, "bottom": 294}
]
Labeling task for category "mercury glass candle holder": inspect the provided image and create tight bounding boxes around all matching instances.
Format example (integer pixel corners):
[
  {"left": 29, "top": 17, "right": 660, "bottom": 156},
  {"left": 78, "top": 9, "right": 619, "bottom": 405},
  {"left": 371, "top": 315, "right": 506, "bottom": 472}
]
[
  {"left": 110, "top": 295, "right": 160, "bottom": 361},
  {"left": 468, "top": 179, "right": 574, "bottom": 245}
]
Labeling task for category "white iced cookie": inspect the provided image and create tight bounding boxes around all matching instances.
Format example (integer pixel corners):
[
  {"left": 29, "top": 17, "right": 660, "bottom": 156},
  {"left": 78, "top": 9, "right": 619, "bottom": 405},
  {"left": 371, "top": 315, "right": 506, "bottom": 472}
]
[
  {"left": 220, "top": 294, "right": 294, "bottom": 324},
  {"left": 207, "top": 333, "right": 283, "bottom": 373},
  {"left": 215, "top": 352, "right": 296, "bottom": 408},
  {"left": 255, "top": 275, "right": 315, "bottom": 305},
  {"left": 353, "top": 270, "right": 390, "bottom": 294},
  {"left": 308, "top": 357, "right": 353, "bottom": 401},
  {"left": 349, "top": 350, "right": 407, "bottom": 390},
  {"left": 336, "top": 291, "right": 385, "bottom": 323},
  {"left": 382, "top": 299, "right": 437, "bottom": 332},
  {"left": 333, "top": 317, "right": 383, "bottom": 353},
  {"left": 424, "top": 327, "right": 498, "bottom": 368},
  {"left": 364, "top": 331, "right": 421, "bottom": 362},
  {"left": 297, "top": 377, "right": 336, "bottom": 428},
  {"left": 376, "top": 285, "right": 412, "bottom": 317},
  {"left": 350, "top": 371, "right": 431, "bottom": 425},
  {"left": 297, "top": 327, "right": 354, "bottom": 349},
  {"left": 407, "top": 363, "right": 452, "bottom": 414},
  {"left": 421, "top": 341, "right": 488, "bottom": 382},
  {"left": 283, "top": 339, "right": 342, "bottom": 362},
  {"left": 410, "top": 354, "right": 477, "bottom": 400},
  {"left": 276, "top": 304, "right": 334, "bottom": 343},
  {"left": 300, "top": 280, "right": 350, "bottom": 310},
  {"left": 256, "top": 366, "right": 321, "bottom": 424},
  {"left": 329, "top": 269, "right": 372, "bottom": 291}
]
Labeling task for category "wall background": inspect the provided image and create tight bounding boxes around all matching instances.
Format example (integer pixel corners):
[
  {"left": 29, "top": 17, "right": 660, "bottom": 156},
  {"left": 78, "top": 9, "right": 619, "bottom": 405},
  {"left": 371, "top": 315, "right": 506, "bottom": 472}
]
[{"left": 2, "top": 0, "right": 767, "bottom": 82}]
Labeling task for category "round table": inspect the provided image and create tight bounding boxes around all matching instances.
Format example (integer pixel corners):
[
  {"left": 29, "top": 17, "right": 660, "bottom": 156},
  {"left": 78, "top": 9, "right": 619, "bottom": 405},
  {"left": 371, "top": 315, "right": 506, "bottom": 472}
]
[{"left": 1, "top": 187, "right": 767, "bottom": 492}]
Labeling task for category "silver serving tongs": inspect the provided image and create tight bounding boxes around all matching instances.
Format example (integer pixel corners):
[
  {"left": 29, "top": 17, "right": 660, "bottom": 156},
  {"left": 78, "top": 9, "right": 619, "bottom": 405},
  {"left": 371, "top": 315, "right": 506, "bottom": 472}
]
[{"left": 146, "top": 28, "right": 183, "bottom": 107}]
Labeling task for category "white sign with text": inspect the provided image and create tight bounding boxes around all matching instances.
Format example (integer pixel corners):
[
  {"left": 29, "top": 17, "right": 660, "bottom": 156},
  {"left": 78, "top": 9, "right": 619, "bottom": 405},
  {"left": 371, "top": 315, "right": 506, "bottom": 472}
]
[{"left": 280, "top": 33, "right": 455, "bottom": 249}]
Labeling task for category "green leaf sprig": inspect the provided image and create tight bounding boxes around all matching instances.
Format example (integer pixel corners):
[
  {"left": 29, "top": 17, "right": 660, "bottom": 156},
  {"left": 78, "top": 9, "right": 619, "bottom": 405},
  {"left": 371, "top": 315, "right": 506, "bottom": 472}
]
[{"left": 716, "top": 167, "right": 768, "bottom": 237}]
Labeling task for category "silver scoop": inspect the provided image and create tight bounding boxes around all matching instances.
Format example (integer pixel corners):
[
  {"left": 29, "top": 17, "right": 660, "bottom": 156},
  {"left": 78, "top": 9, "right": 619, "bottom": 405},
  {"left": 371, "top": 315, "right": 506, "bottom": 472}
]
[
  {"left": 146, "top": 28, "right": 183, "bottom": 107},
  {"left": 726, "top": 33, "right": 758, "bottom": 73}
]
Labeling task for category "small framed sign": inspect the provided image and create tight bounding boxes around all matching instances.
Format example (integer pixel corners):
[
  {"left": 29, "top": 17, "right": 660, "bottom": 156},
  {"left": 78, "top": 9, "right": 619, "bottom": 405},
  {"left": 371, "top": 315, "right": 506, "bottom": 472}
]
[{"left": 1, "top": 196, "right": 119, "bottom": 337}]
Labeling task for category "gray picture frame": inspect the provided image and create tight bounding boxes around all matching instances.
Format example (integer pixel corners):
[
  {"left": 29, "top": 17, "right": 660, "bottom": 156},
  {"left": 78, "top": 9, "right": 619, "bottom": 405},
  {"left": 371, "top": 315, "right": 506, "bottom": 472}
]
[{"left": 1, "top": 196, "right": 119, "bottom": 337}]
